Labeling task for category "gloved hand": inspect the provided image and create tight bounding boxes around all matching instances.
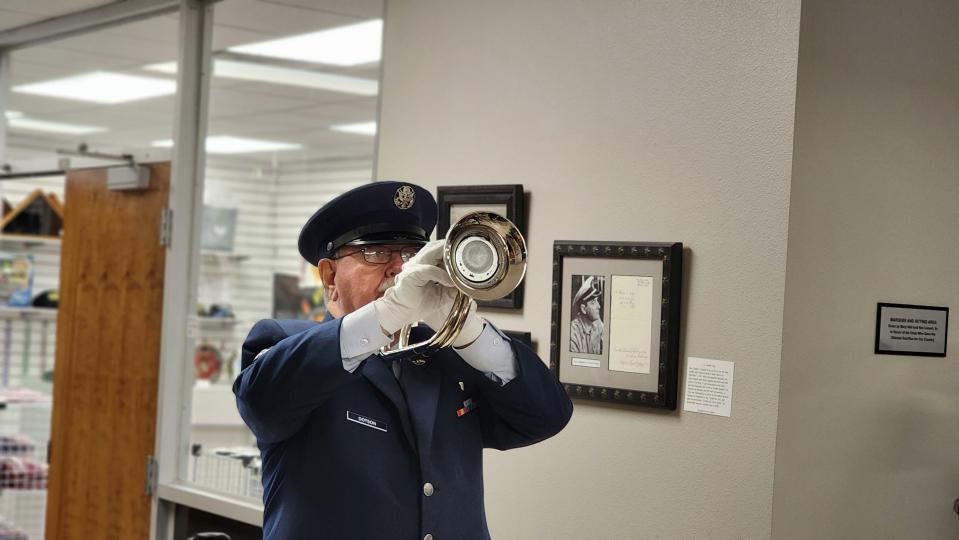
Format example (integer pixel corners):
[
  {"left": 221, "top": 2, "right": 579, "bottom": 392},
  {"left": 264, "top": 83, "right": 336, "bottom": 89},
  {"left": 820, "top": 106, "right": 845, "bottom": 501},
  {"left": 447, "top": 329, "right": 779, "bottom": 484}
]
[
  {"left": 413, "top": 241, "right": 485, "bottom": 347},
  {"left": 374, "top": 240, "right": 485, "bottom": 347},
  {"left": 425, "top": 286, "right": 485, "bottom": 348},
  {"left": 373, "top": 240, "right": 452, "bottom": 334}
]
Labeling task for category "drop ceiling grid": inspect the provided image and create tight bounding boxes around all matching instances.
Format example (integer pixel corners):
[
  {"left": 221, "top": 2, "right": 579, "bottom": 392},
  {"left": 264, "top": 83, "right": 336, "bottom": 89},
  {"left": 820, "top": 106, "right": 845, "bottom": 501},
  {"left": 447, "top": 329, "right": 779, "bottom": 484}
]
[{"left": 2, "top": 0, "right": 383, "bottom": 168}]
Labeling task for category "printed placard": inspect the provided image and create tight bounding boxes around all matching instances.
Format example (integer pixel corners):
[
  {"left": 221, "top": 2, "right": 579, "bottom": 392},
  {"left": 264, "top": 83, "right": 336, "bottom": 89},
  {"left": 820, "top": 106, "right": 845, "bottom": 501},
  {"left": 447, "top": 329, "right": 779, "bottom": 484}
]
[
  {"left": 875, "top": 303, "right": 948, "bottom": 357},
  {"left": 683, "top": 357, "right": 734, "bottom": 417}
]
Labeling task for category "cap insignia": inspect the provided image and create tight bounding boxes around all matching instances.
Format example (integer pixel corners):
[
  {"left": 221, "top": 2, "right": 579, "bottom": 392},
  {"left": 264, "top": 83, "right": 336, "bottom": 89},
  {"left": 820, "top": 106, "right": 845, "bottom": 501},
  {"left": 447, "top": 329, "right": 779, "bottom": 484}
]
[{"left": 394, "top": 185, "right": 415, "bottom": 210}]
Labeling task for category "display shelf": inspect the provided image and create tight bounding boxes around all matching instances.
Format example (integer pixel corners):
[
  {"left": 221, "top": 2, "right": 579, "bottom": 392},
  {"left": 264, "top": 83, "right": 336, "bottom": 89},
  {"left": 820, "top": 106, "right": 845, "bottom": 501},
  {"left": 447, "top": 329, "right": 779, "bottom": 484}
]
[
  {"left": 0, "top": 308, "right": 57, "bottom": 321},
  {"left": 197, "top": 316, "right": 240, "bottom": 328},
  {"left": 201, "top": 250, "right": 250, "bottom": 263},
  {"left": 191, "top": 385, "right": 245, "bottom": 427},
  {"left": 0, "top": 235, "right": 61, "bottom": 249}
]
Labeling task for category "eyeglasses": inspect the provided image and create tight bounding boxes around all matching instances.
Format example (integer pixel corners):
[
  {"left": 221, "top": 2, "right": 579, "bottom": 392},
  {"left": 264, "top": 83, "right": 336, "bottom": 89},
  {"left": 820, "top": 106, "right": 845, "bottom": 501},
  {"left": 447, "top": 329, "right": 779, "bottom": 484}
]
[{"left": 333, "top": 245, "right": 421, "bottom": 264}]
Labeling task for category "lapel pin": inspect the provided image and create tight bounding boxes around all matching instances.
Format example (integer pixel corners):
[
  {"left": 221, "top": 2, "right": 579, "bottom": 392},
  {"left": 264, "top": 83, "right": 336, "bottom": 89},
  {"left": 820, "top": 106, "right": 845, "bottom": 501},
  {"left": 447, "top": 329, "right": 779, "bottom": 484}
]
[{"left": 458, "top": 381, "right": 465, "bottom": 391}]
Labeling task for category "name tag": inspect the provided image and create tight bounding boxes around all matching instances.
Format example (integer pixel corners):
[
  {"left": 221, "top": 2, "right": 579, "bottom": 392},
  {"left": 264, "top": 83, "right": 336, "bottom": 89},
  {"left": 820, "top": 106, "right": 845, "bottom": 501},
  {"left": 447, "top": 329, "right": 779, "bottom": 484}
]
[{"left": 346, "top": 411, "right": 387, "bottom": 432}]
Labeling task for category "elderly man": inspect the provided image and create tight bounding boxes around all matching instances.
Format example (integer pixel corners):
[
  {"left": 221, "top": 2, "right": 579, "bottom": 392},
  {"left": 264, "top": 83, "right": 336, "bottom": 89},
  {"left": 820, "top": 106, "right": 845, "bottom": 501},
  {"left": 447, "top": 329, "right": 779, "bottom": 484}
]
[
  {"left": 234, "top": 181, "right": 572, "bottom": 540},
  {"left": 569, "top": 276, "right": 604, "bottom": 354}
]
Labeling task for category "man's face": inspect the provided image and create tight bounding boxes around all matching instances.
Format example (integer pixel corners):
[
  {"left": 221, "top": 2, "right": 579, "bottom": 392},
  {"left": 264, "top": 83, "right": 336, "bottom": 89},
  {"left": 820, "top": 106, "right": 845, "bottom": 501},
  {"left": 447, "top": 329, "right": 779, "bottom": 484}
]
[
  {"left": 581, "top": 297, "right": 601, "bottom": 322},
  {"left": 325, "top": 243, "right": 418, "bottom": 315}
]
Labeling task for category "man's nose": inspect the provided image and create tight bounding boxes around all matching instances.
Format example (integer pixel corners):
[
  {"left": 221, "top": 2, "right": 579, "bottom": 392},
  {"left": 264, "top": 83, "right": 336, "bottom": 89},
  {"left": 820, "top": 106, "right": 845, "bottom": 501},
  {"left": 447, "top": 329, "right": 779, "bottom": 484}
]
[{"left": 385, "top": 251, "right": 405, "bottom": 277}]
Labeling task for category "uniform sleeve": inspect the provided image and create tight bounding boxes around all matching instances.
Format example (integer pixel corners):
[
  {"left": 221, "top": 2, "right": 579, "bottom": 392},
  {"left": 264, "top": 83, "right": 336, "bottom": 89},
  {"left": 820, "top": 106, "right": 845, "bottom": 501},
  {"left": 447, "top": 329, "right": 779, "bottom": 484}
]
[
  {"left": 233, "top": 317, "right": 360, "bottom": 445},
  {"left": 446, "top": 335, "right": 573, "bottom": 450},
  {"left": 339, "top": 303, "right": 391, "bottom": 372},
  {"left": 453, "top": 321, "right": 518, "bottom": 385}
]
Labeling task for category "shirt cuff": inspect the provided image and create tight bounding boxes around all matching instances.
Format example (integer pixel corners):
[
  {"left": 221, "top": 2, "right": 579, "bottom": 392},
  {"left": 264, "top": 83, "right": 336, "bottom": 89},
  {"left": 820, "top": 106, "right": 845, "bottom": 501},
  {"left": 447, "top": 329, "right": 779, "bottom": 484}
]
[
  {"left": 340, "top": 303, "right": 391, "bottom": 373},
  {"left": 454, "top": 320, "right": 518, "bottom": 385}
]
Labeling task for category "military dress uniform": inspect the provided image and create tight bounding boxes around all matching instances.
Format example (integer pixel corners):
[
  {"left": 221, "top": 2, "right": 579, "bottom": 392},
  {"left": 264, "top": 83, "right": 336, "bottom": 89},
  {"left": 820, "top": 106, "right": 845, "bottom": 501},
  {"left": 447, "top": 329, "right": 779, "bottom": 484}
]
[{"left": 234, "top": 182, "right": 573, "bottom": 540}]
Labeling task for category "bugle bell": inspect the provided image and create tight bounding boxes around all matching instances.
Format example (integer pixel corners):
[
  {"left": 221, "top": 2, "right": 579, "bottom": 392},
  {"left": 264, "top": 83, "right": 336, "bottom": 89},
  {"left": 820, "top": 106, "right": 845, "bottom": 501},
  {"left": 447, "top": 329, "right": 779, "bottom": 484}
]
[{"left": 381, "top": 211, "right": 527, "bottom": 361}]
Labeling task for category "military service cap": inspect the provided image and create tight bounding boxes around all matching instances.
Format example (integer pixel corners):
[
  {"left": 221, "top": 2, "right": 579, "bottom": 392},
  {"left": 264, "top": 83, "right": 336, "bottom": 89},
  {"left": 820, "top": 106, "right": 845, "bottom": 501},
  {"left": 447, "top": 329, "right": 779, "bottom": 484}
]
[{"left": 298, "top": 181, "right": 437, "bottom": 266}]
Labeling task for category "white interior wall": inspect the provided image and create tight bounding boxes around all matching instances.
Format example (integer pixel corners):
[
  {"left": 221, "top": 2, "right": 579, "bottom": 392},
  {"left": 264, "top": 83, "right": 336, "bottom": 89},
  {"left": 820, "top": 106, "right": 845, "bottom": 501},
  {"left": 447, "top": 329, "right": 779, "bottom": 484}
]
[
  {"left": 772, "top": 1, "right": 959, "bottom": 538},
  {"left": 376, "top": 1, "right": 801, "bottom": 538}
]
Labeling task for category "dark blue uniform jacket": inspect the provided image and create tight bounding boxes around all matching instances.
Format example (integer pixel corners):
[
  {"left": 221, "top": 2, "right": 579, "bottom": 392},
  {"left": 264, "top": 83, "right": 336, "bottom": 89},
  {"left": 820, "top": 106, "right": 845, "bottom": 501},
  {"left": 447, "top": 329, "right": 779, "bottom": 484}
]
[{"left": 234, "top": 315, "right": 573, "bottom": 540}]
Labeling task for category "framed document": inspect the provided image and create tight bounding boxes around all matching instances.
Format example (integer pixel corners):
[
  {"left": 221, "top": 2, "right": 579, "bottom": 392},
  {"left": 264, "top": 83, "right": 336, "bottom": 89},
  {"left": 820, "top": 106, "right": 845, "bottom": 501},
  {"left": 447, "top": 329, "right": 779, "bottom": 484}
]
[
  {"left": 550, "top": 241, "right": 683, "bottom": 410},
  {"left": 437, "top": 184, "right": 526, "bottom": 309},
  {"left": 875, "top": 302, "right": 948, "bottom": 357}
]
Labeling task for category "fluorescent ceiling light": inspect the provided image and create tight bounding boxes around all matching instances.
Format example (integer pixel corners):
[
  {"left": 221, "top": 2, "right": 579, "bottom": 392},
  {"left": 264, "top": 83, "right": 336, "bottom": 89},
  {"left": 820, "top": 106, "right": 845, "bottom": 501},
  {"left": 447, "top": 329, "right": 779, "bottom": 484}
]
[
  {"left": 227, "top": 20, "right": 382, "bottom": 66},
  {"left": 13, "top": 71, "right": 175, "bottom": 104},
  {"left": 144, "top": 59, "right": 377, "bottom": 96},
  {"left": 152, "top": 136, "right": 302, "bottom": 154},
  {"left": 5, "top": 110, "right": 106, "bottom": 134},
  {"left": 330, "top": 121, "right": 377, "bottom": 136},
  {"left": 8, "top": 116, "right": 107, "bottom": 135}
]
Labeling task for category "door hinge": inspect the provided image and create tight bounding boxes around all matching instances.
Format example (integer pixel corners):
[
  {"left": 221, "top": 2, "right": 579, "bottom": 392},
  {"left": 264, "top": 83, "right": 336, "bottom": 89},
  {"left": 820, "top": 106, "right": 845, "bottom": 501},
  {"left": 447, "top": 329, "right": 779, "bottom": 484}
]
[
  {"left": 145, "top": 454, "right": 158, "bottom": 496},
  {"left": 159, "top": 208, "right": 173, "bottom": 247}
]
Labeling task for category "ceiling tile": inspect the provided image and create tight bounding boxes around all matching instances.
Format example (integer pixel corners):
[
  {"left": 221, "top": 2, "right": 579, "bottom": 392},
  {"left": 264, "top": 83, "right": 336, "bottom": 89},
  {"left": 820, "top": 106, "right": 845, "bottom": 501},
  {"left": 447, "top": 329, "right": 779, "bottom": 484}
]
[
  {"left": 0, "top": 1, "right": 113, "bottom": 18},
  {"left": 258, "top": 0, "right": 383, "bottom": 19},
  {"left": 213, "top": 0, "right": 358, "bottom": 46},
  {"left": 0, "top": 9, "right": 42, "bottom": 32}
]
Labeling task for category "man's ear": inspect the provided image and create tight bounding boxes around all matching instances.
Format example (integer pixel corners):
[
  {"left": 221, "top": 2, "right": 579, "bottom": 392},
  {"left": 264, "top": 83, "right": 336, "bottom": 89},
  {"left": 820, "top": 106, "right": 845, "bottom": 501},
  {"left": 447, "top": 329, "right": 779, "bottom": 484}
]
[{"left": 318, "top": 259, "right": 335, "bottom": 289}]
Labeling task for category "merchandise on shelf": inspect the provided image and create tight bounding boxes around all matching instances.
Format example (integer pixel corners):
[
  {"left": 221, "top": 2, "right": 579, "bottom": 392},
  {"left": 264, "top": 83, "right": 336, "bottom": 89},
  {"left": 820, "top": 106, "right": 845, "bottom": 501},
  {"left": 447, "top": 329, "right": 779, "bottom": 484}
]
[
  {"left": 0, "top": 436, "right": 35, "bottom": 457},
  {"left": 0, "top": 521, "right": 29, "bottom": 539},
  {"left": 0, "top": 255, "right": 33, "bottom": 307},
  {"left": 0, "top": 456, "right": 47, "bottom": 490}
]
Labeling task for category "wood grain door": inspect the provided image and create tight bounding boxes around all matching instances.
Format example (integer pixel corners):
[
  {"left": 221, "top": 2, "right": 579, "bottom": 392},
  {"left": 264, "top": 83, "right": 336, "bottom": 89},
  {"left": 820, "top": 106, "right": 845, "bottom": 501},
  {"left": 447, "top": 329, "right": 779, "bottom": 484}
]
[{"left": 45, "top": 163, "right": 170, "bottom": 539}]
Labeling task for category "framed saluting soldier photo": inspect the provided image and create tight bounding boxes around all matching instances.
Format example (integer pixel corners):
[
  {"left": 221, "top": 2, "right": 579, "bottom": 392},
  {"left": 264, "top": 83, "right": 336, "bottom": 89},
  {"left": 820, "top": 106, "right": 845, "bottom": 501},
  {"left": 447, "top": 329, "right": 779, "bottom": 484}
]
[{"left": 550, "top": 241, "right": 683, "bottom": 410}]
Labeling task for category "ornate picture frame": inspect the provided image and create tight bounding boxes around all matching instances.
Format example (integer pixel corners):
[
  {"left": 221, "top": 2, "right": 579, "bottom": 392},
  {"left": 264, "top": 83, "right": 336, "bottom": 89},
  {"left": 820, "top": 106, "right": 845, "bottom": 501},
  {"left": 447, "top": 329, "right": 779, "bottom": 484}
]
[
  {"left": 550, "top": 241, "right": 683, "bottom": 410},
  {"left": 436, "top": 184, "right": 526, "bottom": 309}
]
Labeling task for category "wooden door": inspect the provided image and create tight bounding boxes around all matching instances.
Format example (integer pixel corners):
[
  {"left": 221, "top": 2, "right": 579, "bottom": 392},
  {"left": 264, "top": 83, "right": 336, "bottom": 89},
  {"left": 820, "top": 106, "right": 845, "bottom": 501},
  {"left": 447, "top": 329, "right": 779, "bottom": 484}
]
[{"left": 45, "top": 163, "right": 170, "bottom": 539}]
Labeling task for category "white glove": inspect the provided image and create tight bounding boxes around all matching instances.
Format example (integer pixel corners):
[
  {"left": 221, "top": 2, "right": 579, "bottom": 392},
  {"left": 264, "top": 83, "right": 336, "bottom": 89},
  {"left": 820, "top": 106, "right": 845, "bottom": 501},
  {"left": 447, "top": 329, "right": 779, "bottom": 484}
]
[
  {"left": 423, "top": 286, "right": 485, "bottom": 348},
  {"left": 373, "top": 269, "right": 448, "bottom": 334},
  {"left": 413, "top": 240, "right": 485, "bottom": 347},
  {"left": 374, "top": 240, "right": 485, "bottom": 347}
]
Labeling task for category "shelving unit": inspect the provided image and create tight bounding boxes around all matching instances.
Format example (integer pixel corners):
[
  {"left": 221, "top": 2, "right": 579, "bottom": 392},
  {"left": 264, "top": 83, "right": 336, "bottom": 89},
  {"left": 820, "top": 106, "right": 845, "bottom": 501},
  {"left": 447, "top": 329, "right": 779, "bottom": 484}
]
[
  {"left": 196, "top": 316, "right": 241, "bottom": 329},
  {"left": 0, "top": 236, "right": 61, "bottom": 250},
  {"left": 0, "top": 401, "right": 51, "bottom": 540},
  {"left": 201, "top": 250, "right": 250, "bottom": 263},
  {"left": 0, "top": 185, "right": 62, "bottom": 535},
  {"left": 0, "top": 308, "right": 57, "bottom": 322}
]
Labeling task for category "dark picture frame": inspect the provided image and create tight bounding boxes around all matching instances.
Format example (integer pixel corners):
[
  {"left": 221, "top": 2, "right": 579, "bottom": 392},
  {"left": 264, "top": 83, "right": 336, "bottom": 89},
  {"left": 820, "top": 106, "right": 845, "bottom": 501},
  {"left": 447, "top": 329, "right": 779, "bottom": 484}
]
[
  {"left": 550, "top": 241, "right": 683, "bottom": 410},
  {"left": 436, "top": 184, "right": 526, "bottom": 309},
  {"left": 874, "top": 302, "right": 948, "bottom": 357},
  {"left": 503, "top": 330, "right": 533, "bottom": 348}
]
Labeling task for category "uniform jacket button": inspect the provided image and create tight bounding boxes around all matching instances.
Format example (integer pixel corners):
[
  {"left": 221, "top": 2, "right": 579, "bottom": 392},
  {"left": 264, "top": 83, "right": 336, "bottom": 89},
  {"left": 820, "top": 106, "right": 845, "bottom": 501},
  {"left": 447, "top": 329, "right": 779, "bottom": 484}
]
[
  {"left": 423, "top": 482, "right": 434, "bottom": 496},
  {"left": 424, "top": 535, "right": 433, "bottom": 540}
]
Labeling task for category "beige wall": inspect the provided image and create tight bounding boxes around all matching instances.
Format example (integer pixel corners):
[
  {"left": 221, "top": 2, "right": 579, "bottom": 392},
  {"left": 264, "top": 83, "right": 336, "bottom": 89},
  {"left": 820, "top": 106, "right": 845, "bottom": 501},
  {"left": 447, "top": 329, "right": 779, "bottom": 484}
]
[
  {"left": 377, "top": 1, "right": 800, "bottom": 538},
  {"left": 772, "top": 1, "right": 959, "bottom": 538}
]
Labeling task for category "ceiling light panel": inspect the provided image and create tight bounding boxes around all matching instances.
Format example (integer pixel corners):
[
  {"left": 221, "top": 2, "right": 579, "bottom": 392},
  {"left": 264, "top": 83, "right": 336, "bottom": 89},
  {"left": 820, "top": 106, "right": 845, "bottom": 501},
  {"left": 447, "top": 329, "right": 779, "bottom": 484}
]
[
  {"left": 13, "top": 71, "right": 176, "bottom": 104},
  {"left": 227, "top": 20, "right": 382, "bottom": 66},
  {"left": 7, "top": 116, "right": 107, "bottom": 135},
  {"left": 145, "top": 60, "right": 378, "bottom": 96},
  {"left": 152, "top": 136, "right": 302, "bottom": 154},
  {"left": 330, "top": 121, "right": 377, "bottom": 136}
]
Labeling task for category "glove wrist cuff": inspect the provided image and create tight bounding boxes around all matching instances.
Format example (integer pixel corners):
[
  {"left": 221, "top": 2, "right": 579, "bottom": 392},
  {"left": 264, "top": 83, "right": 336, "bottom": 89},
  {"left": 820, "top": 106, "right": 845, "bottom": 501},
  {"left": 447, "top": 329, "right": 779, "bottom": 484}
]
[
  {"left": 453, "top": 315, "right": 485, "bottom": 348},
  {"left": 373, "top": 299, "right": 405, "bottom": 335}
]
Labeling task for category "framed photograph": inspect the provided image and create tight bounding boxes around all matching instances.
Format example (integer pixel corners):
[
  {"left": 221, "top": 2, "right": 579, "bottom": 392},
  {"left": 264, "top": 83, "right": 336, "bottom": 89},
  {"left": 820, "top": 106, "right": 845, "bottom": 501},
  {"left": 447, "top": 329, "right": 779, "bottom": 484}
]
[
  {"left": 503, "top": 330, "right": 533, "bottom": 348},
  {"left": 550, "top": 241, "right": 683, "bottom": 410},
  {"left": 875, "top": 302, "right": 948, "bottom": 357},
  {"left": 437, "top": 184, "right": 526, "bottom": 309}
]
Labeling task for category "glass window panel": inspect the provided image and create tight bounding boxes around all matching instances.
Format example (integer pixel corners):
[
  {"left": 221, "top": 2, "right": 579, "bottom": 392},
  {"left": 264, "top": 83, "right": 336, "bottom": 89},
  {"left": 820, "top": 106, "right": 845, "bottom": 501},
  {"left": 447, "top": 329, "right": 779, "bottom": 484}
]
[
  {"left": 185, "top": 0, "right": 384, "bottom": 501},
  {"left": 0, "top": 12, "right": 179, "bottom": 538}
]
